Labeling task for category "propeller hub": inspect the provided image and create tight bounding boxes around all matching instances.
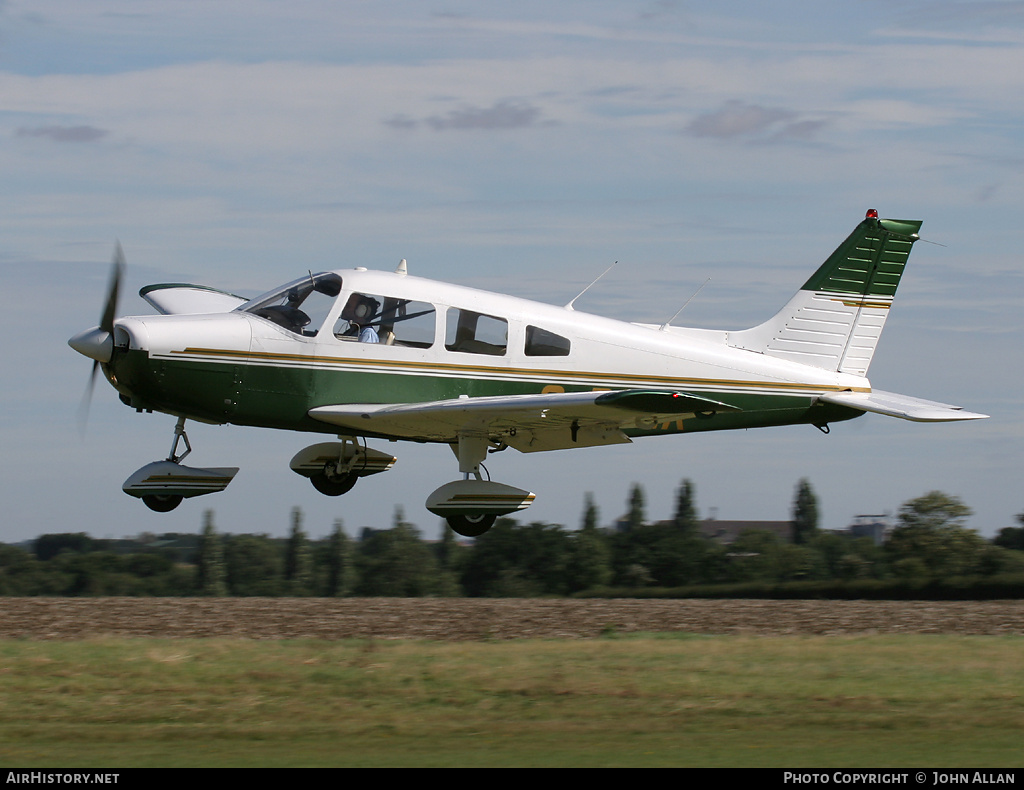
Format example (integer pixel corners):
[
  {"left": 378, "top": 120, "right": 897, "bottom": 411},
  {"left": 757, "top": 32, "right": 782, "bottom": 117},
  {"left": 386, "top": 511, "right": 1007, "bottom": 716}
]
[{"left": 69, "top": 326, "right": 114, "bottom": 363}]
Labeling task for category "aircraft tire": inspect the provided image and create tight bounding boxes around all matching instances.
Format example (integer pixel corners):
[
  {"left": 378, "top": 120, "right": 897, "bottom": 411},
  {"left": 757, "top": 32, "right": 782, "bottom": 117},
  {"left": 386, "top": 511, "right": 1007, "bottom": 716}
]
[
  {"left": 310, "top": 470, "right": 358, "bottom": 497},
  {"left": 141, "top": 494, "right": 184, "bottom": 513},
  {"left": 446, "top": 513, "right": 497, "bottom": 537}
]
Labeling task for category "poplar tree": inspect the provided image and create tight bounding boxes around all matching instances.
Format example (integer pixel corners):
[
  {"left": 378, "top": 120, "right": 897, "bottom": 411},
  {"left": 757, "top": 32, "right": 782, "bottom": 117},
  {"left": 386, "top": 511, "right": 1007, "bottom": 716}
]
[
  {"left": 581, "top": 492, "right": 599, "bottom": 531},
  {"left": 285, "top": 506, "right": 313, "bottom": 595},
  {"left": 792, "top": 478, "right": 819, "bottom": 545},
  {"left": 325, "top": 519, "right": 354, "bottom": 596},
  {"left": 197, "top": 509, "right": 227, "bottom": 596},
  {"left": 673, "top": 479, "right": 699, "bottom": 534},
  {"left": 568, "top": 493, "right": 611, "bottom": 591},
  {"left": 625, "top": 484, "right": 645, "bottom": 531}
]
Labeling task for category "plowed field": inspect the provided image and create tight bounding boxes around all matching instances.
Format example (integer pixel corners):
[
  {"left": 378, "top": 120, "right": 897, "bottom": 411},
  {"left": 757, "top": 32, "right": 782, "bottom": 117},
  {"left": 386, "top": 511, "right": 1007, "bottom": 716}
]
[{"left": 1, "top": 598, "right": 1022, "bottom": 640}]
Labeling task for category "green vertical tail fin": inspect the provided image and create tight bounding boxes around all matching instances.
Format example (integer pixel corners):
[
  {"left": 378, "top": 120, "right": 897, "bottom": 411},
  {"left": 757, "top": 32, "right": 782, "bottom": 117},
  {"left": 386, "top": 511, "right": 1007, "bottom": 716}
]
[{"left": 728, "top": 211, "right": 922, "bottom": 376}]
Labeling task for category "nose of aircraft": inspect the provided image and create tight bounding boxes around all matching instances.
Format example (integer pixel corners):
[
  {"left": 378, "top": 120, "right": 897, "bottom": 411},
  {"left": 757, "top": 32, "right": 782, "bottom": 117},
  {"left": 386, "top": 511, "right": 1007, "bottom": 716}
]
[{"left": 68, "top": 326, "right": 114, "bottom": 363}]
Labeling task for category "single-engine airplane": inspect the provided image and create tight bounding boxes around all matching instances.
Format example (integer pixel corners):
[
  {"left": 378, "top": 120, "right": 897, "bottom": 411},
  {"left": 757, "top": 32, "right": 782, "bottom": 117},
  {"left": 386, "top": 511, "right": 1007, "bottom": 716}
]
[{"left": 69, "top": 210, "right": 987, "bottom": 536}]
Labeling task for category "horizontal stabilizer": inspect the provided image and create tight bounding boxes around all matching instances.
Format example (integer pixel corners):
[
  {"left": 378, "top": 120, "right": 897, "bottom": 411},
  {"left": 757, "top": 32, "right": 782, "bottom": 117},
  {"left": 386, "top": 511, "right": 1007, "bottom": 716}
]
[{"left": 818, "top": 389, "right": 988, "bottom": 422}]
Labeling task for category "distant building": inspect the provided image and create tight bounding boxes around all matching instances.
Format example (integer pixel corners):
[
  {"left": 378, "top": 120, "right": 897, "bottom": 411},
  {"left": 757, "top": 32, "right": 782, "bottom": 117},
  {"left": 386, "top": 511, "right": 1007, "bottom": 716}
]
[
  {"left": 699, "top": 518, "right": 794, "bottom": 545},
  {"left": 845, "top": 514, "right": 892, "bottom": 546}
]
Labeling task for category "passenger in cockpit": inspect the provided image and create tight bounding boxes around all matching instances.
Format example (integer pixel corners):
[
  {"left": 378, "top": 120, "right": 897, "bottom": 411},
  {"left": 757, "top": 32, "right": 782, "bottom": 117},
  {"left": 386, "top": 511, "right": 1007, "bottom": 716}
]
[{"left": 356, "top": 322, "right": 380, "bottom": 343}]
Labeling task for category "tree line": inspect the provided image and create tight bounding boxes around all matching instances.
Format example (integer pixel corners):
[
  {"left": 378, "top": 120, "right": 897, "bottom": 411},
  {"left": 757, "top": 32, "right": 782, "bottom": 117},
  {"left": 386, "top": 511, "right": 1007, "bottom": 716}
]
[{"left": 2, "top": 480, "right": 1024, "bottom": 597}]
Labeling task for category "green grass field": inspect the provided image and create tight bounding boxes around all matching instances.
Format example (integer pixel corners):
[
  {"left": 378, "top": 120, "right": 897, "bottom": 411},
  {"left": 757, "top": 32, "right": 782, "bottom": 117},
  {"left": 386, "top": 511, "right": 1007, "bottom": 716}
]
[{"left": 0, "top": 634, "right": 1021, "bottom": 767}]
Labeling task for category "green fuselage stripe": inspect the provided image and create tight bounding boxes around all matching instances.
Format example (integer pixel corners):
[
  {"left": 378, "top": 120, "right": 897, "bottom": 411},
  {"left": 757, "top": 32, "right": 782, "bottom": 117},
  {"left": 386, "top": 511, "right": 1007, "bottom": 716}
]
[{"left": 111, "top": 348, "right": 863, "bottom": 439}]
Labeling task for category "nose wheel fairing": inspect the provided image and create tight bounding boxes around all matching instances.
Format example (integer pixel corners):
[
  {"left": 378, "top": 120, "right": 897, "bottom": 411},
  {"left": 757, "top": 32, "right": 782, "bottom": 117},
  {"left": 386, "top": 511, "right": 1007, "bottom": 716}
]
[{"left": 123, "top": 460, "right": 239, "bottom": 510}]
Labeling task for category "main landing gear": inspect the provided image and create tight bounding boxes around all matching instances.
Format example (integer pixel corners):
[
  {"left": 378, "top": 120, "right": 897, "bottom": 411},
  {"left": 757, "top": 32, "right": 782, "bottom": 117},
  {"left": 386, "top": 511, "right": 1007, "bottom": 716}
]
[
  {"left": 425, "top": 435, "right": 535, "bottom": 537},
  {"left": 311, "top": 466, "right": 357, "bottom": 496},
  {"left": 121, "top": 417, "right": 239, "bottom": 512},
  {"left": 290, "top": 439, "right": 397, "bottom": 495},
  {"left": 296, "top": 434, "right": 535, "bottom": 538}
]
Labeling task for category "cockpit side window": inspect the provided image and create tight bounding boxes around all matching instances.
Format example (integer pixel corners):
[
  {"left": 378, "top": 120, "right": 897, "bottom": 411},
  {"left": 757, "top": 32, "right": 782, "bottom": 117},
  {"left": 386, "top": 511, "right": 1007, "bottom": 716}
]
[
  {"left": 445, "top": 309, "right": 507, "bottom": 356},
  {"left": 333, "top": 293, "right": 436, "bottom": 348},
  {"left": 525, "top": 325, "right": 571, "bottom": 357},
  {"left": 243, "top": 273, "right": 342, "bottom": 337}
]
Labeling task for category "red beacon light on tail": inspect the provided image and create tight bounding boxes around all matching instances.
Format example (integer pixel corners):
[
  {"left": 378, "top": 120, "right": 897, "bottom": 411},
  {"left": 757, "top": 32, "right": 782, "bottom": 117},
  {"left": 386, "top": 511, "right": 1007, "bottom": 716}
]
[{"left": 865, "top": 208, "right": 879, "bottom": 219}]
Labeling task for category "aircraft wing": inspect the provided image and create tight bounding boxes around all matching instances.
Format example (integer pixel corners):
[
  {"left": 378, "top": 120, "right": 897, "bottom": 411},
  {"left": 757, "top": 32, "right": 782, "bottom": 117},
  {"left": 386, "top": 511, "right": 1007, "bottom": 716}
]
[
  {"left": 140, "top": 284, "right": 248, "bottom": 315},
  {"left": 309, "top": 389, "right": 741, "bottom": 452},
  {"left": 818, "top": 389, "right": 988, "bottom": 422}
]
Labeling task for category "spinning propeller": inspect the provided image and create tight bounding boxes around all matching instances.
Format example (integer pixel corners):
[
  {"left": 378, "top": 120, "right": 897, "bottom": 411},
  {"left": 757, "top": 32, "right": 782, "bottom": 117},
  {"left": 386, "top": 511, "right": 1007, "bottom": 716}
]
[{"left": 70, "top": 243, "right": 125, "bottom": 430}]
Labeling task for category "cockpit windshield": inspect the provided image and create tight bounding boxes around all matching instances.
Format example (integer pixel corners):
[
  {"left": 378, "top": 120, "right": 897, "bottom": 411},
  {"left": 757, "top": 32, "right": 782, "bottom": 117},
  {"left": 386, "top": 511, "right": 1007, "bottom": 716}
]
[{"left": 238, "top": 272, "right": 342, "bottom": 336}]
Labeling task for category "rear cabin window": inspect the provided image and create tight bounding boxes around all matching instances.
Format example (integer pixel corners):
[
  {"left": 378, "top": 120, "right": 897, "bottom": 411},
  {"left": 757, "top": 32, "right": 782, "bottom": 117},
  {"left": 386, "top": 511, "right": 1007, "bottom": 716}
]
[
  {"left": 525, "top": 325, "right": 571, "bottom": 357},
  {"left": 445, "top": 309, "right": 507, "bottom": 356}
]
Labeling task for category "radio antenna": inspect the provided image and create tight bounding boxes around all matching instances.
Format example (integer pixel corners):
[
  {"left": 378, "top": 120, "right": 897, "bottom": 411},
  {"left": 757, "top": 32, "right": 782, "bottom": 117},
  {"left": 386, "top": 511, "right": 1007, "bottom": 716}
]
[
  {"left": 565, "top": 261, "right": 617, "bottom": 311},
  {"left": 660, "top": 277, "right": 710, "bottom": 330}
]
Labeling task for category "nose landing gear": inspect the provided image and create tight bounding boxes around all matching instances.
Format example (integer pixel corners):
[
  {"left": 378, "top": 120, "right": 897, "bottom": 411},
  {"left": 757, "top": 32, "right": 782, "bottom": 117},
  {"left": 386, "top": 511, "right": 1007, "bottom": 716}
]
[{"left": 122, "top": 417, "right": 239, "bottom": 512}]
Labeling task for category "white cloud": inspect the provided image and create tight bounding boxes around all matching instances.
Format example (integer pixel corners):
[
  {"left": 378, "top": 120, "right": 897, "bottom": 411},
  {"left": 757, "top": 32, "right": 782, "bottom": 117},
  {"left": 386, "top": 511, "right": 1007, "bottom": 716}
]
[
  {"left": 425, "top": 100, "right": 546, "bottom": 130},
  {"left": 685, "top": 100, "right": 829, "bottom": 142}
]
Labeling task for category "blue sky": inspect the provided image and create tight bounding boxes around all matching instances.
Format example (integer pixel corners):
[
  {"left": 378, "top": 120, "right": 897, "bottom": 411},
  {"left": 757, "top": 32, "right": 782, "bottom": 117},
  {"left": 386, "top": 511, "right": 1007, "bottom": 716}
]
[{"left": 1, "top": 1, "right": 1021, "bottom": 542}]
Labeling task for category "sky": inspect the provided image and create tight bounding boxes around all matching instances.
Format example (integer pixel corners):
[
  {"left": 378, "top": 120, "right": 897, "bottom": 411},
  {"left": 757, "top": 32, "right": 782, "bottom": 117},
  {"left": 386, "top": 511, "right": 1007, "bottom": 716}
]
[{"left": 1, "top": 0, "right": 1021, "bottom": 542}]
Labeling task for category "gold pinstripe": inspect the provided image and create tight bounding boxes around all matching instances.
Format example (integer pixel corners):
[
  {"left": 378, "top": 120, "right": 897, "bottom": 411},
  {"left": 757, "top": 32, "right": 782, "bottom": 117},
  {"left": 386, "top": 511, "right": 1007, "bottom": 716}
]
[{"left": 170, "top": 346, "right": 871, "bottom": 395}]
